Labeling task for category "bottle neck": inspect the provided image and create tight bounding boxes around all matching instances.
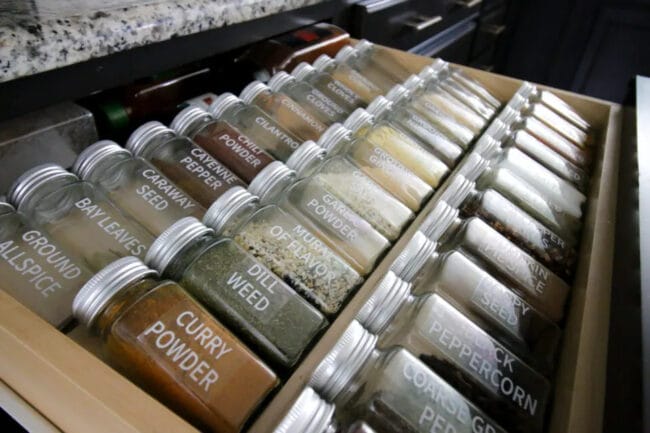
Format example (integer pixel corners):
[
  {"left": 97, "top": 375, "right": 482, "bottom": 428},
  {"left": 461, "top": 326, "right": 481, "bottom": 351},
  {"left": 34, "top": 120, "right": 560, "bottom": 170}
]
[
  {"left": 333, "top": 348, "right": 382, "bottom": 406},
  {"left": 184, "top": 116, "right": 216, "bottom": 138},
  {"left": 221, "top": 202, "right": 258, "bottom": 237}
]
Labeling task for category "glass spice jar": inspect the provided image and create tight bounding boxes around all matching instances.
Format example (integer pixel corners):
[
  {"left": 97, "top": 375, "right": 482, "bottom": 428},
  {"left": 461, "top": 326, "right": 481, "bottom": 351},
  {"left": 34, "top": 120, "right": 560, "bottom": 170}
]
[
  {"left": 268, "top": 72, "right": 351, "bottom": 125},
  {"left": 390, "top": 231, "right": 561, "bottom": 376},
  {"left": 73, "top": 140, "right": 205, "bottom": 237},
  {"left": 286, "top": 140, "right": 413, "bottom": 241},
  {"left": 126, "top": 121, "right": 246, "bottom": 208},
  {"left": 357, "top": 272, "right": 551, "bottom": 433},
  {"left": 72, "top": 256, "right": 278, "bottom": 433},
  {"left": 420, "top": 198, "right": 571, "bottom": 322},
  {"left": 145, "top": 217, "right": 327, "bottom": 368},
  {"left": 273, "top": 387, "right": 337, "bottom": 433},
  {"left": 208, "top": 93, "right": 302, "bottom": 161},
  {"left": 291, "top": 62, "right": 366, "bottom": 112},
  {"left": 8, "top": 164, "right": 153, "bottom": 271},
  {"left": 344, "top": 109, "right": 450, "bottom": 189},
  {"left": 317, "top": 123, "right": 432, "bottom": 211},
  {"left": 170, "top": 106, "right": 276, "bottom": 183},
  {"left": 313, "top": 54, "right": 384, "bottom": 105},
  {"left": 309, "top": 321, "right": 508, "bottom": 433},
  {"left": 248, "top": 161, "right": 390, "bottom": 275},
  {"left": 0, "top": 201, "right": 93, "bottom": 328},
  {"left": 240, "top": 81, "right": 328, "bottom": 141},
  {"left": 203, "top": 186, "right": 363, "bottom": 316}
]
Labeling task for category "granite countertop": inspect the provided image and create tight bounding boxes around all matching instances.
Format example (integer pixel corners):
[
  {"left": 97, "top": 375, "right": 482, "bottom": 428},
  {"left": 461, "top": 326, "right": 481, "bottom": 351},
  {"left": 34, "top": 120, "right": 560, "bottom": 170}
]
[{"left": 0, "top": 0, "right": 327, "bottom": 83}]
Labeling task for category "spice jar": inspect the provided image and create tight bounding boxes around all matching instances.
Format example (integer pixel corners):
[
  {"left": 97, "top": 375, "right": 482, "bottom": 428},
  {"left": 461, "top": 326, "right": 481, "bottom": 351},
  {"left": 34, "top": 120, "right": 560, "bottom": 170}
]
[
  {"left": 170, "top": 106, "right": 275, "bottom": 183},
  {"left": 390, "top": 231, "right": 561, "bottom": 375},
  {"left": 0, "top": 201, "right": 93, "bottom": 328},
  {"left": 72, "top": 256, "right": 278, "bottom": 433},
  {"left": 357, "top": 272, "right": 551, "bottom": 433},
  {"left": 239, "top": 81, "right": 328, "bottom": 141},
  {"left": 313, "top": 54, "right": 384, "bottom": 104},
  {"left": 309, "top": 320, "right": 508, "bottom": 433},
  {"left": 203, "top": 186, "right": 363, "bottom": 316},
  {"left": 73, "top": 140, "right": 205, "bottom": 237},
  {"left": 365, "top": 96, "right": 464, "bottom": 167},
  {"left": 268, "top": 72, "right": 350, "bottom": 124},
  {"left": 291, "top": 62, "right": 366, "bottom": 111},
  {"left": 248, "top": 161, "right": 390, "bottom": 275},
  {"left": 317, "top": 123, "right": 432, "bottom": 211},
  {"left": 420, "top": 199, "right": 571, "bottom": 322},
  {"left": 344, "top": 109, "right": 450, "bottom": 189},
  {"left": 8, "top": 164, "right": 153, "bottom": 271},
  {"left": 126, "top": 121, "right": 246, "bottom": 208},
  {"left": 286, "top": 140, "right": 413, "bottom": 241},
  {"left": 273, "top": 387, "right": 337, "bottom": 433},
  {"left": 208, "top": 93, "right": 302, "bottom": 161}
]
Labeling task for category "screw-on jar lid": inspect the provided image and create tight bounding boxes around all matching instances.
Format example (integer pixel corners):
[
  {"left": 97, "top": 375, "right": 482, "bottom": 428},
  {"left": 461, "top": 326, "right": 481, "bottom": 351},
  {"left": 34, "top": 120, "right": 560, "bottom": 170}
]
[
  {"left": 354, "top": 39, "right": 374, "bottom": 54},
  {"left": 356, "top": 271, "right": 411, "bottom": 334},
  {"left": 145, "top": 217, "right": 214, "bottom": 274},
  {"left": 498, "top": 106, "right": 521, "bottom": 127},
  {"left": 318, "top": 123, "right": 352, "bottom": 154},
  {"left": 309, "top": 320, "right": 377, "bottom": 400},
  {"left": 248, "top": 161, "right": 296, "bottom": 204},
  {"left": 8, "top": 163, "right": 77, "bottom": 210},
  {"left": 343, "top": 108, "right": 373, "bottom": 133},
  {"left": 0, "top": 201, "right": 15, "bottom": 215},
  {"left": 439, "top": 174, "right": 476, "bottom": 209},
  {"left": 385, "top": 84, "right": 410, "bottom": 104},
  {"left": 516, "top": 82, "right": 538, "bottom": 100},
  {"left": 203, "top": 186, "right": 259, "bottom": 234},
  {"left": 313, "top": 54, "right": 336, "bottom": 72},
  {"left": 485, "top": 118, "right": 509, "bottom": 143},
  {"left": 390, "top": 231, "right": 438, "bottom": 282},
  {"left": 268, "top": 71, "right": 296, "bottom": 92},
  {"left": 208, "top": 93, "right": 242, "bottom": 119},
  {"left": 457, "top": 152, "right": 490, "bottom": 181},
  {"left": 126, "top": 121, "right": 176, "bottom": 156},
  {"left": 73, "top": 256, "right": 158, "bottom": 327},
  {"left": 403, "top": 75, "right": 424, "bottom": 92},
  {"left": 419, "top": 200, "right": 460, "bottom": 241},
  {"left": 170, "top": 106, "right": 213, "bottom": 137},
  {"left": 507, "top": 93, "right": 529, "bottom": 113},
  {"left": 365, "top": 96, "right": 393, "bottom": 118},
  {"left": 335, "top": 45, "right": 358, "bottom": 64},
  {"left": 73, "top": 140, "right": 131, "bottom": 180},
  {"left": 273, "top": 387, "right": 335, "bottom": 433},
  {"left": 291, "top": 62, "right": 317, "bottom": 81},
  {"left": 240, "top": 81, "right": 270, "bottom": 104},
  {"left": 473, "top": 134, "right": 501, "bottom": 158},
  {"left": 286, "top": 141, "right": 326, "bottom": 177}
]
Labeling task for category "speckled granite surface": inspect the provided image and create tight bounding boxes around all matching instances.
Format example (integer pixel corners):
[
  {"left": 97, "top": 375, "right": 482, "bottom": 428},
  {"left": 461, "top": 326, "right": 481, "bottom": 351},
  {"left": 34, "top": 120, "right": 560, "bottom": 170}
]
[{"left": 0, "top": 0, "right": 327, "bottom": 83}]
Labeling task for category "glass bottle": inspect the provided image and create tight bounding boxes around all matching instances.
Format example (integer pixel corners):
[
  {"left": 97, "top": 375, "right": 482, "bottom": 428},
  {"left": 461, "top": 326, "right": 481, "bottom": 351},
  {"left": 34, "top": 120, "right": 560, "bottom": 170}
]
[
  {"left": 313, "top": 54, "right": 384, "bottom": 104},
  {"left": 8, "top": 164, "right": 154, "bottom": 271},
  {"left": 420, "top": 199, "right": 571, "bottom": 322},
  {"left": 171, "top": 106, "right": 276, "bottom": 183},
  {"left": 240, "top": 81, "right": 328, "bottom": 141},
  {"left": 0, "top": 201, "right": 93, "bottom": 328},
  {"left": 248, "top": 161, "right": 390, "bottom": 275},
  {"left": 286, "top": 140, "right": 414, "bottom": 241},
  {"left": 268, "top": 72, "right": 351, "bottom": 125},
  {"left": 365, "top": 95, "right": 464, "bottom": 167},
  {"left": 274, "top": 387, "right": 337, "bottom": 433},
  {"left": 126, "top": 121, "right": 246, "bottom": 208},
  {"left": 73, "top": 140, "right": 205, "bottom": 237},
  {"left": 356, "top": 273, "right": 551, "bottom": 433},
  {"left": 317, "top": 123, "right": 432, "bottom": 211},
  {"left": 203, "top": 186, "right": 363, "bottom": 316},
  {"left": 72, "top": 256, "right": 278, "bottom": 433},
  {"left": 309, "top": 321, "right": 508, "bottom": 433},
  {"left": 344, "top": 109, "right": 450, "bottom": 189},
  {"left": 390, "top": 231, "right": 561, "bottom": 376},
  {"left": 291, "top": 62, "right": 366, "bottom": 111},
  {"left": 145, "top": 217, "right": 327, "bottom": 368},
  {"left": 208, "top": 93, "right": 302, "bottom": 161}
]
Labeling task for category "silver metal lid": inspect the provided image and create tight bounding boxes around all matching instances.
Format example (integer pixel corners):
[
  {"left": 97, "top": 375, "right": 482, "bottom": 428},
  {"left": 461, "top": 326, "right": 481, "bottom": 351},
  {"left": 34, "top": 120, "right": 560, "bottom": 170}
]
[
  {"left": 208, "top": 93, "right": 242, "bottom": 119},
  {"left": 309, "top": 320, "right": 377, "bottom": 400},
  {"left": 457, "top": 152, "right": 490, "bottom": 181},
  {"left": 516, "top": 82, "right": 538, "bottom": 100},
  {"left": 354, "top": 39, "right": 374, "bottom": 54},
  {"left": 268, "top": 71, "right": 296, "bottom": 92},
  {"left": 507, "top": 93, "right": 529, "bottom": 113},
  {"left": 385, "top": 84, "right": 410, "bottom": 104},
  {"left": 273, "top": 387, "right": 335, "bottom": 433},
  {"left": 0, "top": 201, "right": 15, "bottom": 215},
  {"left": 313, "top": 54, "right": 336, "bottom": 72},
  {"left": 318, "top": 123, "right": 353, "bottom": 154},
  {"left": 240, "top": 81, "right": 270, "bottom": 104},
  {"left": 498, "top": 106, "right": 521, "bottom": 126},
  {"left": 170, "top": 106, "right": 212, "bottom": 137},
  {"left": 145, "top": 217, "right": 213, "bottom": 274},
  {"left": 126, "top": 121, "right": 176, "bottom": 156},
  {"left": 8, "top": 163, "right": 77, "bottom": 210},
  {"left": 73, "top": 140, "right": 130, "bottom": 180},
  {"left": 439, "top": 174, "right": 476, "bottom": 208},
  {"left": 403, "top": 75, "right": 424, "bottom": 92},
  {"left": 390, "top": 231, "right": 438, "bottom": 282},
  {"left": 248, "top": 161, "right": 296, "bottom": 204},
  {"left": 365, "top": 96, "right": 393, "bottom": 118},
  {"left": 335, "top": 45, "right": 358, "bottom": 64},
  {"left": 203, "top": 186, "right": 259, "bottom": 234},
  {"left": 356, "top": 271, "right": 411, "bottom": 334},
  {"left": 473, "top": 134, "right": 501, "bottom": 158},
  {"left": 286, "top": 140, "right": 326, "bottom": 177},
  {"left": 343, "top": 108, "right": 373, "bottom": 133},
  {"left": 419, "top": 200, "right": 460, "bottom": 241},
  {"left": 291, "top": 62, "right": 317, "bottom": 81},
  {"left": 72, "top": 256, "right": 158, "bottom": 327},
  {"left": 485, "top": 118, "right": 509, "bottom": 143}
]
